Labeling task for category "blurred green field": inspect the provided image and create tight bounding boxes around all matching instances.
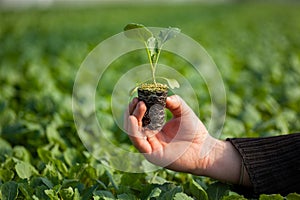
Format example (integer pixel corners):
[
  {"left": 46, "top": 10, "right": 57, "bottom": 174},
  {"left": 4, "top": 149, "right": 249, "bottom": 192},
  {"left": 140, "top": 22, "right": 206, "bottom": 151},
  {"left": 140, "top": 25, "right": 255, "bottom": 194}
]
[{"left": 1, "top": 2, "right": 300, "bottom": 199}]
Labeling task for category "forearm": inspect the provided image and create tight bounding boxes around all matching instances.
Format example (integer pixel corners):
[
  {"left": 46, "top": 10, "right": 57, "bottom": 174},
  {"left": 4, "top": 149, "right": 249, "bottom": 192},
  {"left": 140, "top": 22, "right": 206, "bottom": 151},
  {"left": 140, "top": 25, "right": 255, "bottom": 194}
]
[{"left": 227, "top": 133, "right": 300, "bottom": 195}]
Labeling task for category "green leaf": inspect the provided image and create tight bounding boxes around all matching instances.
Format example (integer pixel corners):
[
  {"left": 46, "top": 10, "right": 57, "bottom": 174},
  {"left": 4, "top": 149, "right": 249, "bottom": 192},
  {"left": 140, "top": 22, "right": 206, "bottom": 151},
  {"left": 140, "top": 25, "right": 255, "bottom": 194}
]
[
  {"left": 79, "top": 165, "right": 97, "bottom": 186},
  {"left": 117, "top": 193, "right": 137, "bottom": 200},
  {"left": 158, "top": 183, "right": 182, "bottom": 200},
  {"left": 13, "top": 146, "right": 31, "bottom": 163},
  {"left": 0, "top": 138, "right": 12, "bottom": 162},
  {"left": 259, "top": 194, "right": 284, "bottom": 200},
  {"left": 189, "top": 179, "right": 208, "bottom": 200},
  {"left": 37, "top": 147, "right": 52, "bottom": 163},
  {"left": 286, "top": 193, "right": 300, "bottom": 200},
  {"left": 158, "top": 27, "right": 181, "bottom": 45},
  {"left": 129, "top": 86, "right": 139, "bottom": 97},
  {"left": 164, "top": 78, "right": 180, "bottom": 89},
  {"left": 124, "top": 23, "right": 152, "bottom": 42},
  {"left": 18, "top": 182, "right": 34, "bottom": 199},
  {"left": 40, "top": 177, "right": 54, "bottom": 189},
  {"left": 34, "top": 185, "right": 50, "bottom": 200},
  {"left": 61, "top": 179, "right": 80, "bottom": 188},
  {"left": 46, "top": 123, "right": 67, "bottom": 149},
  {"left": 82, "top": 184, "right": 99, "bottom": 200},
  {"left": 1, "top": 181, "right": 18, "bottom": 200},
  {"left": 147, "top": 36, "right": 159, "bottom": 63},
  {"left": 206, "top": 182, "right": 230, "bottom": 200},
  {"left": 59, "top": 187, "right": 74, "bottom": 200},
  {"left": 174, "top": 192, "right": 194, "bottom": 200},
  {"left": 105, "top": 170, "right": 119, "bottom": 190},
  {"left": 63, "top": 148, "right": 83, "bottom": 167},
  {"left": 0, "top": 169, "right": 14, "bottom": 182},
  {"left": 146, "top": 187, "right": 161, "bottom": 200},
  {"left": 241, "top": 103, "right": 261, "bottom": 128},
  {"left": 42, "top": 162, "right": 63, "bottom": 185},
  {"left": 45, "top": 189, "right": 60, "bottom": 200},
  {"left": 93, "top": 190, "right": 115, "bottom": 199},
  {"left": 121, "top": 173, "right": 146, "bottom": 190},
  {"left": 222, "top": 194, "right": 247, "bottom": 200},
  {"left": 73, "top": 188, "right": 81, "bottom": 200},
  {"left": 15, "top": 161, "right": 37, "bottom": 179}
]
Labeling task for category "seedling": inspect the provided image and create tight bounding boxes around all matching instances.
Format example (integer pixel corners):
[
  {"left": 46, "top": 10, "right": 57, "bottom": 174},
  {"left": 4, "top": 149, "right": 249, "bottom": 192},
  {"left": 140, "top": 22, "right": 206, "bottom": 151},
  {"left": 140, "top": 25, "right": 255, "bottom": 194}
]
[{"left": 124, "top": 23, "right": 180, "bottom": 130}]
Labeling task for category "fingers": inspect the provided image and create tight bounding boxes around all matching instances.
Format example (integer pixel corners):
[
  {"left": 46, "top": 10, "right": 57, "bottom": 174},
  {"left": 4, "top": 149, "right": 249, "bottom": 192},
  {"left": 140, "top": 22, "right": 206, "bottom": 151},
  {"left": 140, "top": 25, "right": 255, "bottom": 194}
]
[
  {"left": 128, "top": 97, "right": 139, "bottom": 115},
  {"left": 132, "top": 101, "right": 146, "bottom": 127},
  {"left": 125, "top": 98, "right": 152, "bottom": 153},
  {"left": 125, "top": 98, "right": 146, "bottom": 133},
  {"left": 166, "top": 95, "right": 191, "bottom": 118},
  {"left": 127, "top": 116, "right": 151, "bottom": 153}
]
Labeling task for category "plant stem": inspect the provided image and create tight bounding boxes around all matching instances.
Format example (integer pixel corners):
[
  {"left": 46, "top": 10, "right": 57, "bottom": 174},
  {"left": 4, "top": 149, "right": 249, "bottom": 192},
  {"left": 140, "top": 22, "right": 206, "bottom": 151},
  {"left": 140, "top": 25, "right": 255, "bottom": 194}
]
[
  {"left": 144, "top": 41, "right": 157, "bottom": 84},
  {"left": 153, "top": 49, "right": 162, "bottom": 82}
]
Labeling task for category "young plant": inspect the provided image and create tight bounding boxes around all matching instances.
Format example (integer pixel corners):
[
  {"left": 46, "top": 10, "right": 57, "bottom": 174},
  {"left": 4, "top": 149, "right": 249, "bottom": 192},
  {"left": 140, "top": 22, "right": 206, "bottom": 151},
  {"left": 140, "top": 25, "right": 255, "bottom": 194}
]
[
  {"left": 124, "top": 23, "right": 180, "bottom": 88},
  {"left": 124, "top": 23, "right": 180, "bottom": 130}
]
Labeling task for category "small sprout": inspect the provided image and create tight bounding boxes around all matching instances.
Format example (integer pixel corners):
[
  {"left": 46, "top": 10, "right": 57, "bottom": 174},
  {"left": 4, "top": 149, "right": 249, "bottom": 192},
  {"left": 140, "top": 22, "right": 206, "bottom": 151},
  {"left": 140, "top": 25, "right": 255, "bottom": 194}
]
[{"left": 124, "top": 23, "right": 180, "bottom": 88}]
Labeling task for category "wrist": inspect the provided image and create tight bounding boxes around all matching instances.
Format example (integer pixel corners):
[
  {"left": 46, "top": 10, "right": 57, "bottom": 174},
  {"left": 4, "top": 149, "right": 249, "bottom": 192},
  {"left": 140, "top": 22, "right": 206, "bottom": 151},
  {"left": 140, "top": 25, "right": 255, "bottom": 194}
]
[
  {"left": 207, "top": 140, "right": 242, "bottom": 183},
  {"left": 191, "top": 137, "right": 244, "bottom": 184},
  {"left": 189, "top": 135, "right": 222, "bottom": 176}
]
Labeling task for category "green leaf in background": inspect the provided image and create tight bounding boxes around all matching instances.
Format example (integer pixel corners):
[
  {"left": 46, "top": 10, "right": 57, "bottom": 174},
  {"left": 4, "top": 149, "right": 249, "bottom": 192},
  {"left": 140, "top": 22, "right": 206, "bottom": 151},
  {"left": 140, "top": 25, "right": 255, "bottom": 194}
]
[
  {"left": 73, "top": 188, "right": 81, "bottom": 200},
  {"left": 105, "top": 170, "right": 119, "bottom": 191},
  {"left": 0, "top": 138, "right": 13, "bottom": 162},
  {"left": 0, "top": 181, "right": 18, "bottom": 200},
  {"left": 120, "top": 173, "right": 146, "bottom": 192},
  {"left": 40, "top": 177, "right": 54, "bottom": 189},
  {"left": 206, "top": 182, "right": 230, "bottom": 200},
  {"left": 42, "top": 162, "right": 63, "bottom": 185},
  {"left": 0, "top": 169, "right": 14, "bottom": 182},
  {"left": 124, "top": 23, "right": 153, "bottom": 42},
  {"left": 259, "top": 194, "right": 284, "bottom": 200},
  {"left": 34, "top": 185, "right": 51, "bottom": 199},
  {"left": 93, "top": 190, "right": 115, "bottom": 200},
  {"left": 15, "top": 161, "right": 37, "bottom": 179},
  {"left": 286, "top": 193, "right": 300, "bottom": 200},
  {"left": 63, "top": 148, "right": 84, "bottom": 167},
  {"left": 174, "top": 192, "right": 194, "bottom": 200},
  {"left": 44, "top": 189, "right": 60, "bottom": 200},
  {"left": 117, "top": 193, "right": 137, "bottom": 200},
  {"left": 222, "top": 194, "right": 248, "bottom": 200},
  {"left": 13, "top": 146, "right": 31, "bottom": 163},
  {"left": 59, "top": 186, "right": 74, "bottom": 200},
  {"left": 189, "top": 179, "right": 208, "bottom": 200},
  {"left": 241, "top": 103, "right": 262, "bottom": 129},
  {"left": 18, "top": 181, "right": 34, "bottom": 199},
  {"left": 82, "top": 184, "right": 99, "bottom": 200},
  {"left": 157, "top": 183, "right": 182, "bottom": 200},
  {"left": 145, "top": 187, "right": 161, "bottom": 200}
]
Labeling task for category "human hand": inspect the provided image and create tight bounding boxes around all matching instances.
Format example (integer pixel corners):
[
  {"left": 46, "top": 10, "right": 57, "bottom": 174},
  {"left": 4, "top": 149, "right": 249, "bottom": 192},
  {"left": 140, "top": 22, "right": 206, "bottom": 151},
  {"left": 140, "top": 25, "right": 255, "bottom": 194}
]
[
  {"left": 124, "top": 95, "right": 252, "bottom": 187},
  {"left": 124, "top": 95, "right": 217, "bottom": 175}
]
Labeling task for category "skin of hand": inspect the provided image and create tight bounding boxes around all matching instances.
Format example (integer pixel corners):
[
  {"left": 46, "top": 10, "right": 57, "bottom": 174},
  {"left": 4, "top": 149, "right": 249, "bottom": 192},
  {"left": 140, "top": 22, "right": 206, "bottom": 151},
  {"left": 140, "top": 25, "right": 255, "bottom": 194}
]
[{"left": 124, "top": 95, "right": 252, "bottom": 187}]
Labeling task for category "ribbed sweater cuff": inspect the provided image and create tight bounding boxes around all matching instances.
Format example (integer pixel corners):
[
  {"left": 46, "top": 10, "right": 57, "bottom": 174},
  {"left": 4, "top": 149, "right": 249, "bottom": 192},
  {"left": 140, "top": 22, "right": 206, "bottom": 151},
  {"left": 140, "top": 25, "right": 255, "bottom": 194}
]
[{"left": 227, "top": 133, "right": 300, "bottom": 195}]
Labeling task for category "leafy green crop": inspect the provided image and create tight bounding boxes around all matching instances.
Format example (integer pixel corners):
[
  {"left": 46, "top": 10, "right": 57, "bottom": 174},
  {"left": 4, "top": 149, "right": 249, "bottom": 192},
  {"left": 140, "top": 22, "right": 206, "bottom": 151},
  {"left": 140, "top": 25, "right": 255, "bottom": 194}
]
[{"left": 1, "top": 2, "right": 300, "bottom": 199}]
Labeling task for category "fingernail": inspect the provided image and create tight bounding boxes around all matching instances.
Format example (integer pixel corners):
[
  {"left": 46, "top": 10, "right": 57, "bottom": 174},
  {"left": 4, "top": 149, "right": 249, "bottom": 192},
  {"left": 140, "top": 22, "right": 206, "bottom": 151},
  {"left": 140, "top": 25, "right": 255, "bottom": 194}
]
[{"left": 167, "top": 96, "right": 173, "bottom": 102}]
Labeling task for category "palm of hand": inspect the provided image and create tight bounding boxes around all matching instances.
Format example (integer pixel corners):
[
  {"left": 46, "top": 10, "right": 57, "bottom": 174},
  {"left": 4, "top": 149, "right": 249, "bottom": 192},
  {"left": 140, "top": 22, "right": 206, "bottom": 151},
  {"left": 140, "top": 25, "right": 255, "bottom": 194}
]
[{"left": 137, "top": 97, "right": 209, "bottom": 171}]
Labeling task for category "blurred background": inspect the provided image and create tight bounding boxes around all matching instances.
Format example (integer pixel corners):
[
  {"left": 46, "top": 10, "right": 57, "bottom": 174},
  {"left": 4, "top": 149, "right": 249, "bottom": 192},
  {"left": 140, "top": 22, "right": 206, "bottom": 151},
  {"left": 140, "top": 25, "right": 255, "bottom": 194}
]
[{"left": 0, "top": 0, "right": 300, "bottom": 199}]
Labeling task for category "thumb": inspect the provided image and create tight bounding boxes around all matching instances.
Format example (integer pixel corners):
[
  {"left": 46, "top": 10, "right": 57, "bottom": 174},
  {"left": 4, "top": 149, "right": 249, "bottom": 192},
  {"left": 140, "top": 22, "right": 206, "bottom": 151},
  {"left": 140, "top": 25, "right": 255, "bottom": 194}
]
[{"left": 166, "top": 95, "right": 191, "bottom": 118}]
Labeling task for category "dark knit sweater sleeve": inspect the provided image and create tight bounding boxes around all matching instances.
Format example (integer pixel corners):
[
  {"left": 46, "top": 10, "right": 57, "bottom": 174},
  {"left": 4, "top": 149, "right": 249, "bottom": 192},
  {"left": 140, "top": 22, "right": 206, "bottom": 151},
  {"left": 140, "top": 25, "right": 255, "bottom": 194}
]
[{"left": 227, "top": 133, "right": 300, "bottom": 195}]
